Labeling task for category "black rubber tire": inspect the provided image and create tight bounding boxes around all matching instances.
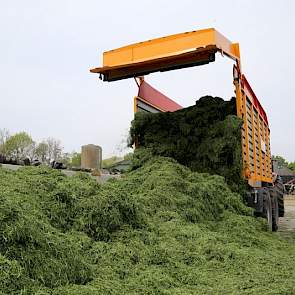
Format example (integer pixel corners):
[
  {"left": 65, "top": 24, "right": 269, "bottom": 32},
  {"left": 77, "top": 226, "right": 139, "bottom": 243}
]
[
  {"left": 274, "top": 181, "right": 285, "bottom": 217},
  {"left": 277, "top": 192, "right": 284, "bottom": 217},
  {"left": 271, "top": 195, "right": 279, "bottom": 232},
  {"left": 263, "top": 192, "right": 272, "bottom": 231}
]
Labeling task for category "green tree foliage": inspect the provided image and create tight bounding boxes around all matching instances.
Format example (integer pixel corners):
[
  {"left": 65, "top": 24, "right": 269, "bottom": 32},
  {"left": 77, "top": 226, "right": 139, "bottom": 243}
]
[
  {"left": 273, "top": 155, "right": 289, "bottom": 168},
  {"left": 288, "top": 162, "right": 295, "bottom": 172},
  {"left": 124, "top": 152, "right": 133, "bottom": 160},
  {"left": 0, "top": 129, "right": 68, "bottom": 165},
  {"left": 273, "top": 155, "right": 295, "bottom": 172},
  {"left": 3, "top": 132, "right": 34, "bottom": 160},
  {"left": 70, "top": 152, "right": 81, "bottom": 167},
  {"left": 102, "top": 156, "right": 122, "bottom": 168}
]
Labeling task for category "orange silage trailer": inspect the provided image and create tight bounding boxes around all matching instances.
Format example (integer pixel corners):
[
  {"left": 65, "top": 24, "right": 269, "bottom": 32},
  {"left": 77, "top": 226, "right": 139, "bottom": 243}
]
[{"left": 91, "top": 28, "right": 284, "bottom": 231}]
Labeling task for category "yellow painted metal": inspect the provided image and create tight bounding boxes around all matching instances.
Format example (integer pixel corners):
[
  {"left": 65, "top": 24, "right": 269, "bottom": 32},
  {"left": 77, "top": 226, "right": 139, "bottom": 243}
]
[
  {"left": 258, "top": 116, "right": 263, "bottom": 178},
  {"left": 265, "top": 128, "right": 271, "bottom": 178},
  {"left": 133, "top": 96, "right": 138, "bottom": 113},
  {"left": 102, "top": 28, "right": 239, "bottom": 67},
  {"left": 262, "top": 122, "right": 272, "bottom": 180},
  {"left": 250, "top": 103, "right": 257, "bottom": 180},
  {"left": 234, "top": 72, "right": 272, "bottom": 186},
  {"left": 242, "top": 91, "right": 251, "bottom": 179},
  {"left": 90, "top": 28, "right": 241, "bottom": 80},
  {"left": 234, "top": 80, "right": 243, "bottom": 118}
]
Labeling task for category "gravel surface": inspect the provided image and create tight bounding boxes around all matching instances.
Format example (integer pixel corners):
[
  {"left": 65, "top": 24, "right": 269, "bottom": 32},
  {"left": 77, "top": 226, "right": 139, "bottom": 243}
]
[
  {"left": 278, "top": 195, "right": 295, "bottom": 243},
  {"left": 1, "top": 163, "right": 120, "bottom": 183}
]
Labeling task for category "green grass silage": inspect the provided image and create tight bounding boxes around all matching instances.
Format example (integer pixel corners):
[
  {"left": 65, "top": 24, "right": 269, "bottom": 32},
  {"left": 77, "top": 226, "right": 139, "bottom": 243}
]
[
  {"left": 1, "top": 159, "right": 295, "bottom": 294},
  {"left": 129, "top": 96, "right": 245, "bottom": 193}
]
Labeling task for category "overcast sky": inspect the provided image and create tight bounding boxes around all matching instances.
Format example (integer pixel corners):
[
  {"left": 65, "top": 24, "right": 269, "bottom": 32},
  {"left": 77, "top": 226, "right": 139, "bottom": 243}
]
[{"left": 0, "top": 0, "right": 294, "bottom": 160}]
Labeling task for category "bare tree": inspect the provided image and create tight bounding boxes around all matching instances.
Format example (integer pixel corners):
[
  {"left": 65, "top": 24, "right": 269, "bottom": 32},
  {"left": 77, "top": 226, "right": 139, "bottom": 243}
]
[
  {"left": 26, "top": 141, "right": 37, "bottom": 161},
  {"left": 114, "top": 128, "right": 133, "bottom": 157},
  {"left": 46, "top": 137, "right": 63, "bottom": 162},
  {"left": 0, "top": 128, "right": 10, "bottom": 154},
  {"left": 35, "top": 142, "right": 49, "bottom": 163}
]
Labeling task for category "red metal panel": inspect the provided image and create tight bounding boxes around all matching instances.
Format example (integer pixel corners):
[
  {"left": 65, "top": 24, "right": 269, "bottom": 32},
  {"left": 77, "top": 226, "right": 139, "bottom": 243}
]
[
  {"left": 138, "top": 81, "right": 182, "bottom": 112},
  {"left": 242, "top": 75, "right": 269, "bottom": 125}
]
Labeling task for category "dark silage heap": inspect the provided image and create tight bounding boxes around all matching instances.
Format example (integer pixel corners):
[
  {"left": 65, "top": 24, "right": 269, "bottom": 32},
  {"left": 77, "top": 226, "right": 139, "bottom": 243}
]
[{"left": 129, "top": 96, "right": 245, "bottom": 192}]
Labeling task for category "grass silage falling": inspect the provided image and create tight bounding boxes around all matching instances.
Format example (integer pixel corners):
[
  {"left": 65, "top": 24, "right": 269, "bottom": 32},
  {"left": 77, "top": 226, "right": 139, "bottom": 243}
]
[{"left": 129, "top": 96, "right": 245, "bottom": 193}]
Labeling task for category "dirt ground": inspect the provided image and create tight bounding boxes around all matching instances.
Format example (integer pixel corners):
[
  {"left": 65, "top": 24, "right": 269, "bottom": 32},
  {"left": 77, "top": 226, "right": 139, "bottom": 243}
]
[{"left": 277, "top": 195, "right": 295, "bottom": 243}]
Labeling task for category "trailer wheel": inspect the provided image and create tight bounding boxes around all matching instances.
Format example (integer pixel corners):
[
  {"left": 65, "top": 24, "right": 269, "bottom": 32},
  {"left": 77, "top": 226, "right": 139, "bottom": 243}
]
[
  {"left": 274, "top": 179, "right": 285, "bottom": 217},
  {"left": 263, "top": 193, "right": 272, "bottom": 231},
  {"left": 278, "top": 194, "right": 284, "bottom": 217},
  {"left": 271, "top": 196, "right": 279, "bottom": 232}
]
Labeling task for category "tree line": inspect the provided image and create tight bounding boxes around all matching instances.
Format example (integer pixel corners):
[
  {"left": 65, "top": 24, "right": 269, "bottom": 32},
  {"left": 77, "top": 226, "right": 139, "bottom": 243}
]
[
  {"left": 273, "top": 155, "right": 295, "bottom": 172},
  {"left": 0, "top": 129, "right": 81, "bottom": 167},
  {"left": 1, "top": 129, "right": 292, "bottom": 172}
]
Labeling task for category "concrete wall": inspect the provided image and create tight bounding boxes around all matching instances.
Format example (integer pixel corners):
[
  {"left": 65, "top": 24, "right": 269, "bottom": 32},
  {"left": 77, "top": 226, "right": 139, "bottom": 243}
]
[{"left": 81, "top": 144, "right": 102, "bottom": 169}]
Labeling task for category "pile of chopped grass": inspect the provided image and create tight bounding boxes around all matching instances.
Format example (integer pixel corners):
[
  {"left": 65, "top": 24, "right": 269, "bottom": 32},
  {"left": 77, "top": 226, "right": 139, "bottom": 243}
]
[
  {"left": 129, "top": 96, "right": 245, "bottom": 193},
  {"left": 0, "top": 159, "right": 295, "bottom": 294},
  {"left": 0, "top": 168, "right": 94, "bottom": 293}
]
